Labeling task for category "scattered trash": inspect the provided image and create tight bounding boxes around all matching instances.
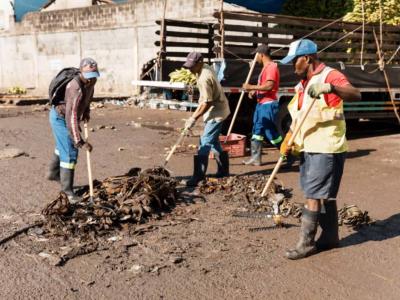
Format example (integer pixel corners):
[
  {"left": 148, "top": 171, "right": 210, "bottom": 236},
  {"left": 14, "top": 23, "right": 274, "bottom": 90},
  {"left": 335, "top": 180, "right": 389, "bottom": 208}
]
[
  {"left": 339, "top": 204, "right": 373, "bottom": 228},
  {"left": 0, "top": 148, "right": 27, "bottom": 160},
  {"left": 107, "top": 236, "right": 122, "bottom": 242},
  {"left": 128, "top": 264, "right": 144, "bottom": 274},
  {"left": 198, "top": 176, "right": 301, "bottom": 218},
  {"left": 169, "top": 255, "right": 183, "bottom": 264}
]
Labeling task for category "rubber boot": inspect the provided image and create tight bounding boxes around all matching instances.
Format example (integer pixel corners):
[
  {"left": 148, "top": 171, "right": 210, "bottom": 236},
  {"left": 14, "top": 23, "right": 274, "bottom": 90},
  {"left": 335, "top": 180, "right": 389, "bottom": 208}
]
[
  {"left": 186, "top": 155, "right": 208, "bottom": 187},
  {"left": 60, "top": 168, "right": 81, "bottom": 204},
  {"left": 285, "top": 208, "right": 319, "bottom": 260},
  {"left": 215, "top": 151, "right": 229, "bottom": 178},
  {"left": 242, "top": 140, "right": 262, "bottom": 166},
  {"left": 316, "top": 200, "right": 339, "bottom": 251},
  {"left": 46, "top": 154, "right": 60, "bottom": 182}
]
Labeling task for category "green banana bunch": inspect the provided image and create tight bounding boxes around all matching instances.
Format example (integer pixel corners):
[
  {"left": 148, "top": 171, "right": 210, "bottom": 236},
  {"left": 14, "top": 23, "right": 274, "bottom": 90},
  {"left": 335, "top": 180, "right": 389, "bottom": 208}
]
[
  {"left": 169, "top": 68, "right": 197, "bottom": 85},
  {"left": 7, "top": 86, "right": 27, "bottom": 95}
]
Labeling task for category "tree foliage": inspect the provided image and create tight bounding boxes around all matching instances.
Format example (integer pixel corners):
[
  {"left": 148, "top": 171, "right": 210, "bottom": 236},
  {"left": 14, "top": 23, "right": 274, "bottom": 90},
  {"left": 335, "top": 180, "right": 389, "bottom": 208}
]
[{"left": 343, "top": 0, "right": 400, "bottom": 25}]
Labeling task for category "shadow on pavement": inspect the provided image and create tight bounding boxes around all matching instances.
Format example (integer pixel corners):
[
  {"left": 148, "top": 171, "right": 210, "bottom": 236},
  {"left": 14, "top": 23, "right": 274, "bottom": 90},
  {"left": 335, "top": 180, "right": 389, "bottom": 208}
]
[
  {"left": 340, "top": 213, "right": 400, "bottom": 248},
  {"left": 346, "top": 148, "right": 377, "bottom": 159}
]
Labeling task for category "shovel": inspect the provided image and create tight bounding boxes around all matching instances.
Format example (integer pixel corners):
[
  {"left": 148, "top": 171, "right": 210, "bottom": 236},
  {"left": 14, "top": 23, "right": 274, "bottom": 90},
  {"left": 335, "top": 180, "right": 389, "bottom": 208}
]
[
  {"left": 260, "top": 97, "right": 318, "bottom": 197},
  {"left": 84, "top": 123, "right": 94, "bottom": 203}
]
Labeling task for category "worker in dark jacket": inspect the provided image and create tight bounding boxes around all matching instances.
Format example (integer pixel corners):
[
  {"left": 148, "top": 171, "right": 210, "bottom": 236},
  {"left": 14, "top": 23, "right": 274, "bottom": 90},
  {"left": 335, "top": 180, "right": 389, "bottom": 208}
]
[{"left": 47, "top": 58, "right": 100, "bottom": 203}]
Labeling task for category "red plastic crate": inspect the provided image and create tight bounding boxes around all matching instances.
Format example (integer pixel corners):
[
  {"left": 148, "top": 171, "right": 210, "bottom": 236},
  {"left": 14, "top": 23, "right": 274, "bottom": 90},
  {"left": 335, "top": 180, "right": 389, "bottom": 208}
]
[{"left": 210, "top": 133, "right": 247, "bottom": 158}]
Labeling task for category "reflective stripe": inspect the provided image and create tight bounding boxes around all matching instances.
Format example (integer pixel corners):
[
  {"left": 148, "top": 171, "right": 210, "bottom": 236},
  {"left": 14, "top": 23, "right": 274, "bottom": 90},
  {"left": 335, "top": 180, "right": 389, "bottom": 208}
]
[
  {"left": 54, "top": 149, "right": 60, "bottom": 156},
  {"left": 270, "top": 135, "right": 283, "bottom": 145},
  {"left": 252, "top": 134, "right": 264, "bottom": 141},
  {"left": 60, "top": 161, "right": 76, "bottom": 169}
]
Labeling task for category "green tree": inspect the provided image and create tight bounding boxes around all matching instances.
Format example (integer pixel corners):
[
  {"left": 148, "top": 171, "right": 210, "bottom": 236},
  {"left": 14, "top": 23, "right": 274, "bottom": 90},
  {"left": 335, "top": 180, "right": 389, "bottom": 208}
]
[{"left": 344, "top": 0, "right": 400, "bottom": 25}]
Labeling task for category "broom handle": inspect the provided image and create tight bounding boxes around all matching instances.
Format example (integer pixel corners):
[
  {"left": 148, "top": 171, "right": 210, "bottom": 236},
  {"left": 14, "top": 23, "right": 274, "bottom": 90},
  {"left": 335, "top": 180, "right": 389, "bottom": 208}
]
[
  {"left": 261, "top": 97, "right": 318, "bottom": 197},
  {"left": 224, "top": 53, "right": 258, "bottom": 143},
  {"left": 84, "top": 123, "right": 94, "bottom": 199}
]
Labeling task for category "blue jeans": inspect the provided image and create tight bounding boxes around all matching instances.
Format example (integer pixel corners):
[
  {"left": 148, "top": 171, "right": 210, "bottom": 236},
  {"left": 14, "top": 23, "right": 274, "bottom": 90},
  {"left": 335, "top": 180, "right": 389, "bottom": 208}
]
[
  {"left": 198, "top": 120, "right": 223, "bottom": 157},
  {"left": 49, "top": 107, "right": 78, "bottom": 169},
  {"left": 252, "top": 101, "right": 282, "bottom": 146}
]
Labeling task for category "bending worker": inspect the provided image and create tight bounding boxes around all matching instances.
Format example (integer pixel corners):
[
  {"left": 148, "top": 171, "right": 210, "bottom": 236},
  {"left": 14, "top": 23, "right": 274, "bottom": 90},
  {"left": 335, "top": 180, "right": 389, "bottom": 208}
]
[
  {"left": 183, "top": 52, "right": 230, "bottom": 186},
  {"left": 242, "top": 44, "right": 283, "bottom": 166},
  {"left": 47, "top": 58, "right": 100, "bottom": 203},
  {"left": 279, "top": 39, "right": 361, "bottom": 260}
]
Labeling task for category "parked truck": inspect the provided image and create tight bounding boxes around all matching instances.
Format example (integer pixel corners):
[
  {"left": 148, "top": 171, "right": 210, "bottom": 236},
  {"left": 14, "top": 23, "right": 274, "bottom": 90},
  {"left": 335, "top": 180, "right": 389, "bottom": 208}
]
[{"left": 135, "top": 10, "right": 400, "bottom": 136}]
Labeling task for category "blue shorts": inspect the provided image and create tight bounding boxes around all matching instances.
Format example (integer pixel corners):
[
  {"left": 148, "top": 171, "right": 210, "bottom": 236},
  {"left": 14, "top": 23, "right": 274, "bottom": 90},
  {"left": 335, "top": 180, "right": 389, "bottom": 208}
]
[
  {"left": 49, "top": 107, "right": 78, "bottom": 169},
  {"left": 252, "top": 101, "right": 282, "bottom": 146},
  {"left": 300, "top": 152, "right": 346, "bottom": 199},
  {"left": 198, "top": 120, "right": 223, "bottom": 157}
]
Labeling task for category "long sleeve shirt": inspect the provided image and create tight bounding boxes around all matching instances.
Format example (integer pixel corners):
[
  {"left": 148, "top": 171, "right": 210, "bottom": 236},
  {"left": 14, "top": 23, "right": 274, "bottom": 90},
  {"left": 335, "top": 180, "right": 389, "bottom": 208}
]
[{"left": 57, "top": 77, "right": 94, "bottom": 146}]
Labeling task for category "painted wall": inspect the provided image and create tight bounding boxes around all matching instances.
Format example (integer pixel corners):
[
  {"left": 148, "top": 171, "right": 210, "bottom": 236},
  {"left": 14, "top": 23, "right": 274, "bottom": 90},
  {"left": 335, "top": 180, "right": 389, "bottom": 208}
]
[{"left": 0, "top": 0, "right": 239, "bottom": 97}]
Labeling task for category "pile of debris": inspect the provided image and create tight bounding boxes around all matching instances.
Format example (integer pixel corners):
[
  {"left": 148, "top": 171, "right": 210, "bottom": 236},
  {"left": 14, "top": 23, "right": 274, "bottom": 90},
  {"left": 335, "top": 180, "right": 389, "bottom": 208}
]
[
  {"left": 338, "top": 204, "right": 373, "bottom": 228},
  {"left": 199, "top": 176, "right": 372, "bottom": 227},
  {"left": 42, "top": 167, "right": 178, "bottom": 239},
  {"left": 198, "top": 175, "right": 303, "bottom": 218}
]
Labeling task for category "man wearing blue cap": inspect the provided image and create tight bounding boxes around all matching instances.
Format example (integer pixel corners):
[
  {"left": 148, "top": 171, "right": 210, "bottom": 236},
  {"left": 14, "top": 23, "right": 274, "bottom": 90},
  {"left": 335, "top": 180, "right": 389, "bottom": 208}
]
[
  {"left": 279, "top": 39, "right": 361, "bottom": 260},
  {"left": 48, "top": 58, "right": 100, "bottom": 203}
]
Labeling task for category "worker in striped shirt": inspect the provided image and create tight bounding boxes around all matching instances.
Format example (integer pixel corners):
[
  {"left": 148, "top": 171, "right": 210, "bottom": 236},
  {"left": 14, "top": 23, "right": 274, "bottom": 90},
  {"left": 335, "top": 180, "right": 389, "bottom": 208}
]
[{"left": 47, "top": 58, "right": 99, "bottom": 204}]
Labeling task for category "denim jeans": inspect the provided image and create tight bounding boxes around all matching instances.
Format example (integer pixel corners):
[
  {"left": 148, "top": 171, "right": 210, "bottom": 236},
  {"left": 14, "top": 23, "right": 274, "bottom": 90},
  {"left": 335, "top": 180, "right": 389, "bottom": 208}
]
[
  {"left": 49, "top": 107, "right": 78, "bottom": 169},
  {"left": 198, "top": 120, "right": 223, "bottom": 157}
]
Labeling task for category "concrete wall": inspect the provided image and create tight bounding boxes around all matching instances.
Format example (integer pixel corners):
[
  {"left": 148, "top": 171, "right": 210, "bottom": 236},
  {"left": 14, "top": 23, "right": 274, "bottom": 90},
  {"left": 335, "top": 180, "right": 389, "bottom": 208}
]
[
  {"left": 0, "top": 1, "right": 13, "bottom": 30},
  {"left": 0, "top": 0, "right": 241, "bottom": 97}
]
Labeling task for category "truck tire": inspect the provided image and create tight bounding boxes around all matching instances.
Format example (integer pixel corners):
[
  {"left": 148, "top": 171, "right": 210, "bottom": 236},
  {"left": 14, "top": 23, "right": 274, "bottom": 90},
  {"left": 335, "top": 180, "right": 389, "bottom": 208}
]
[{"left": 276, "top": 100, "right": 292, "bottom": 137}]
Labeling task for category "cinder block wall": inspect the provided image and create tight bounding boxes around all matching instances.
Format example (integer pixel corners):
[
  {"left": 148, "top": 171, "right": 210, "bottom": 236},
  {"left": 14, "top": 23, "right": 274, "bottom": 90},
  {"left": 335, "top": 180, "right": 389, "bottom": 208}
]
[{"left": 0, "top": 0, "right": 238, "bottom": 97}]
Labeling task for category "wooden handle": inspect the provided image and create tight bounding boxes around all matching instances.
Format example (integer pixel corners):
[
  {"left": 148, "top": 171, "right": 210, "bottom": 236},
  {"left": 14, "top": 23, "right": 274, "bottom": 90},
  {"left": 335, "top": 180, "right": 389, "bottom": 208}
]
[
  {"left": 224, "top": 53, "right": 258, "bottom": 143},
  {"left": 260, "top": 97, "right": 318, "bottom": 197},
  {"left": 84, "top": 123, "right": 94, "bottom": 199},
  {"left": 163, "top": 129, "right": 187, "bottom": 167}
]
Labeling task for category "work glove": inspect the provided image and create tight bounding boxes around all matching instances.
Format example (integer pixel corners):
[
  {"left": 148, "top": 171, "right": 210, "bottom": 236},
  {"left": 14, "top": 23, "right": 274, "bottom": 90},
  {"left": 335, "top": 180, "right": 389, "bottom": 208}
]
[
  {"left": 78, "top": 141, "right": 93, "bottom": 152},
  {"left": 280, "top": 132, "right": 293, "bottom": 157},
  {"left": 308, "top": 83, "right": 333, "bottom": 98},
  {"left": 184, "top": 116, "right": 196, "bottom": 130},
  {"left": 82, "top": 113, "right": 90, "bottom": 123}
]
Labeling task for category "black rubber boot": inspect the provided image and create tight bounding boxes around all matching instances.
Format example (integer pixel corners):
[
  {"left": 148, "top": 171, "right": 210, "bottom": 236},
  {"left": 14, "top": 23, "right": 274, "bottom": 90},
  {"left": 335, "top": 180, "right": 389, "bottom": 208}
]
[
  {"left": 60, "top": 168, "right": 81, "bottom": 204},
  {"left": 242, "top": 140, "right": 262, "bottom": 166},
  {"left": 316, "top": 200, "right": 339, "bottom": 251},
  {"left": 186, "top": 155, "right": 208, "bottom": 187},
  {"left": 215, "top": 151, "right": 229, "bottom": 178},
  {"left": 285, "top": 208, "right": 319, "bottom": 260},
  {"left": 46, "top": 154, "right": 60, "bottom": 182}
]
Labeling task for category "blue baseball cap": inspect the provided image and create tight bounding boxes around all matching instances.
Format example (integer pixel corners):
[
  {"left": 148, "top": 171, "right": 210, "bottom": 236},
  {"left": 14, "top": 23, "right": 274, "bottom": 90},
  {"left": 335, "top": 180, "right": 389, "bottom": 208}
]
[{"left": 280, "top": 39, "right": 318, "bottom": 64}]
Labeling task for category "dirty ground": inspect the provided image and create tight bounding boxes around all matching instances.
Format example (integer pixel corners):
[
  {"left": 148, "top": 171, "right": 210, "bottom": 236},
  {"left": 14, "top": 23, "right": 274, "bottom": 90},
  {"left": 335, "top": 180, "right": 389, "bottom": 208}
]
[{"left": 0, "top": 104, "right": 399, "bottom": 300}]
